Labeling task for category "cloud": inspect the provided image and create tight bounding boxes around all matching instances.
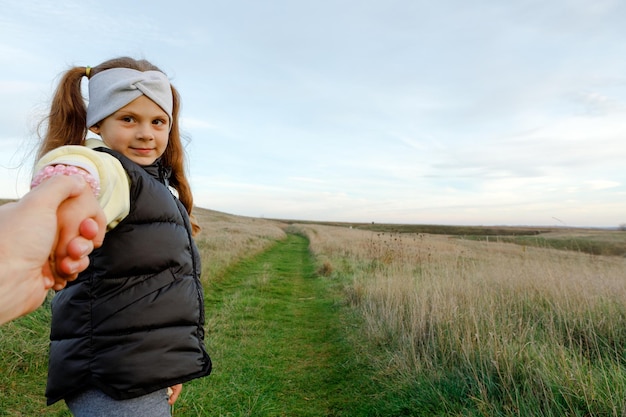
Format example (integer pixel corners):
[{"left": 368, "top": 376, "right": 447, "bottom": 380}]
[
  {"left": 583, "top": 180, "right": 621, "bottom": 190},
  {"left": 570, "top": 90, "right": 626, "bottom": 116}
]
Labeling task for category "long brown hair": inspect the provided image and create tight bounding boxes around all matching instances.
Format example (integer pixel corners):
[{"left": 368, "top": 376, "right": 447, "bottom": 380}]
[{"left": 37, "top": 57, "right": 200, "bottom": 234}]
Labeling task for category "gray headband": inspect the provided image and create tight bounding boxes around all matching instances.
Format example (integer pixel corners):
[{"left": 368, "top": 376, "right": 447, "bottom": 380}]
[{"left": 86, "top": 68, "right": 173, "bottom": 128}]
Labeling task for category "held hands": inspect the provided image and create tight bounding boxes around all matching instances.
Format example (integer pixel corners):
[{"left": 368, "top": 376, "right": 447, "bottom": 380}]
[
  {"left": 51, "top": 176, "right": 106, "bottom": 289},
  {"left": 0, "top": 175, "right": 105, "bottom": 325},
  {"left": 52, "top": 217, "right": 101, "bottom": 286}
]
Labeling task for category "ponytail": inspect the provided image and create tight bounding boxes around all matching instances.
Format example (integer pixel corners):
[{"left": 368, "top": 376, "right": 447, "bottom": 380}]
[{"left": 37, "top": 66, "right": 89, "bottom": 160}]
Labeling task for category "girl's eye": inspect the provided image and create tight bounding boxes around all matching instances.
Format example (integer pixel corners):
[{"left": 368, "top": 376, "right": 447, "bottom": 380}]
[
  {"left": 153, "top": 119, "right": 166, "bottom": 126},
  {"left": 122, "top": 116, "right": 134, "bottom": 123}
]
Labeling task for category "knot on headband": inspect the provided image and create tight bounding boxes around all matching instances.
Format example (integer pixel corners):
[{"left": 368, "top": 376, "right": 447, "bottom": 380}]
[{"left": 86, "top": 68, "right": 173, "bottom": 128}]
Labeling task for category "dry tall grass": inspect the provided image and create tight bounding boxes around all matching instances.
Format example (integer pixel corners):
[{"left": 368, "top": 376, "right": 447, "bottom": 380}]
[
  {"left": 193, "top": 208, "right": 287, "bottom": 282},
  {"left": 295, "top": 223, "right": 626, "bottom": 414}
]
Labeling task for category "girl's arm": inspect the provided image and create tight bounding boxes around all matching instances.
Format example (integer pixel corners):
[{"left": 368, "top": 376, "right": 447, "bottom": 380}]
[
  {"left": 33, "top": 142, "right": 130, "bottom": 280},
  {"left": 33, "top": 141, "right": 131, "bottom": 229}
]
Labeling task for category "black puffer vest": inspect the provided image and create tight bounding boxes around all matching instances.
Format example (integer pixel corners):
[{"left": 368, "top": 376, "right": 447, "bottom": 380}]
[{"left": 46, "top": 148, "right": 211, "bottom": 405}]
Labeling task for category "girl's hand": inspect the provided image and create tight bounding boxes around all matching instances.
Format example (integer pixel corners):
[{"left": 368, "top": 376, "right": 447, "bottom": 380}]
[{"left": 168, "top": 384, "right": 182, "bottom": 405}]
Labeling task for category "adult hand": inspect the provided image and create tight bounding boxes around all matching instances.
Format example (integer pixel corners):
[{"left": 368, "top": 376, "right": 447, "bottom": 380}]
[{"left": 0, "top": 175, "right": 105, "bottom": 325}]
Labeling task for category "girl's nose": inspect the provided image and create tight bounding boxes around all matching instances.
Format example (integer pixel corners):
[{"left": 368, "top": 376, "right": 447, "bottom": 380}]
[{"left": 136, "top": 124, "right": 154, "bottom": 140}]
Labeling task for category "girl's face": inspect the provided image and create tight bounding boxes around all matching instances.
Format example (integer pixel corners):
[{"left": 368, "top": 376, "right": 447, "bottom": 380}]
[{"left": 89, "top": 95, "right": 170, "bottom": 166}]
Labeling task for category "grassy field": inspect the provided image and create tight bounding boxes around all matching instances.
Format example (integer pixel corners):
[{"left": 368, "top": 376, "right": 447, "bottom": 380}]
[
  {"left": 462, "top": 229, "right": 626, "bottom": 257},
  {"left": 279, "top": 218, "right": 626, "bottom": 257},
  {"left": 1, "top": 206, "right": 626, "bottom": 416},
  {"left": 296, "top": 222, "right": 626, "bottom": 415}
]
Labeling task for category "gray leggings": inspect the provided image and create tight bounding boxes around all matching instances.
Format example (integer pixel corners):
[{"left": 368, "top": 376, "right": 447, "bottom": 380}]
[{"left": 66, "top": 388, "right": 171, "bottom": 417}]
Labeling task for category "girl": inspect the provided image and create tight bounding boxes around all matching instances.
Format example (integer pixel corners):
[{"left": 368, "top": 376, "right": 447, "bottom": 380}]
[{"left": 31, "top": 57, "right": 212, "bottom": 416}]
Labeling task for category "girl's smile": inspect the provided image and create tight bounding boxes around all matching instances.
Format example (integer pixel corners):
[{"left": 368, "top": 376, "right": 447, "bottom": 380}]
[
  {"left": 132, "top": 147, "right": 156, "bottom": 154},
  {"left": 89, "top": 95, "right": 170, "bottom": 166}
]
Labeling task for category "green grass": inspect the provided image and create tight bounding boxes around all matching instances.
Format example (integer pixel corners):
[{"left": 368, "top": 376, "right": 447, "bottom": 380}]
[
  {"left": 176, "top": 233, "right": 386, "bottom": 416},
  {"left": 0, "top": 297, "right": 70, "bottom": 416}
]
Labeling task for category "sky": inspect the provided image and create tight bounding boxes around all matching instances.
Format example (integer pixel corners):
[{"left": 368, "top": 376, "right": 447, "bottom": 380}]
[{"left": 1, "top": 0, "right": 625, "bottom": 227}]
